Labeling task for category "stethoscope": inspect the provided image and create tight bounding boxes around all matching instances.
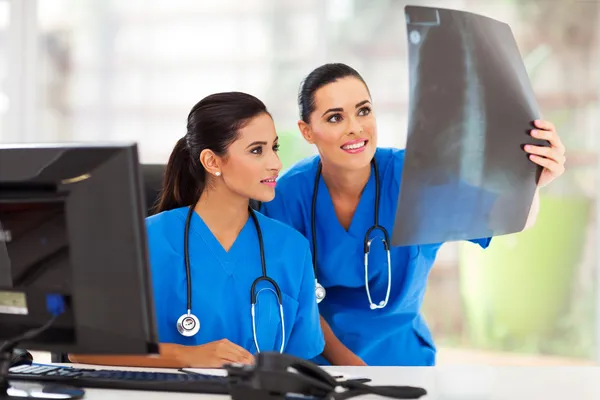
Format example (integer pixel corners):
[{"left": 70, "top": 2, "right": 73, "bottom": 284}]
[
  {"left": 177, "top": 205, "right": 285, "bottom": 353},
  {"left": 311, "top": 158, "right": 392, "bottom": 310}
]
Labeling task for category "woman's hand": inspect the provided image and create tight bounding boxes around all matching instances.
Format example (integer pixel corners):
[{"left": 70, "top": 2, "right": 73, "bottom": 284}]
[
  {"left": 524, "top": 120, "right": 566, "bottom": 188},
  {"left": 69, "top": 340, "right": 254, "bottom": 369},
  {"left": 177, "top": 339, "right": 254, "bottom": 368}
]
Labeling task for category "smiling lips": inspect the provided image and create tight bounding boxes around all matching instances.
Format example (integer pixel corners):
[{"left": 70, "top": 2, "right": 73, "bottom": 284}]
[
  {"left": 341, "top": 139, "right": 368, "bottom": 154},
  {"left": 261, "top": 176, "right": 277, "bottom": 188}
]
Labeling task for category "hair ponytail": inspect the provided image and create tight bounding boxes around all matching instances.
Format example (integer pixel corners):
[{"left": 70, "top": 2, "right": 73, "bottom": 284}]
[{"left": 153, "top": 137, "right": 205, "bottom": 214}]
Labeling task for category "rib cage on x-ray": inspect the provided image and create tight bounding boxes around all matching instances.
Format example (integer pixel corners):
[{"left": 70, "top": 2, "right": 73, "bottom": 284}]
[{"left": 392, "top": 7, "right": 547, "bottom": 246}]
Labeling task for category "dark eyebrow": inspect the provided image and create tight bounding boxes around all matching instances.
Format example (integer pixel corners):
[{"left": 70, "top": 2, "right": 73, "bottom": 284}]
[
  {"left": 245, "top": 136, "right": 279, "bottom": 149},
  {"left": 321, "top": 107, "right": 343, "bottom": 117},
  {"left": 321, "top": 101, "right": 370, "bottom": 117},
  {"left": 246, "top": 141, "right": 267, "bottom": 149}
]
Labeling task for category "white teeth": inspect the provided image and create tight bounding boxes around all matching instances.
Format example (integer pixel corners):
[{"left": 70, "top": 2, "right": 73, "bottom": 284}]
[{"left": 342, "top": 141, "right": 366, "bottom": 150}]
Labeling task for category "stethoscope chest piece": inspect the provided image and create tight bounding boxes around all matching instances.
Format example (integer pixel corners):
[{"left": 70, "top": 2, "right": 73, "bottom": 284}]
[
  {"left": 315, "top": 280, "right": 326, "bottom": 303},
  {"left": 177, "top": 311, "right": 200, "bottom": 337}
]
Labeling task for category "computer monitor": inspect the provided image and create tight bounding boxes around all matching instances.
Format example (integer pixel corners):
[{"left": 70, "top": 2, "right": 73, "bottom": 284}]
[{"left": 0, "top": 143, "right": 159, "bottom": 359}]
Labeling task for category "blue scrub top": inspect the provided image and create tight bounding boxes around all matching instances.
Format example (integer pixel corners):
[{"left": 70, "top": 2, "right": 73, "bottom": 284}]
[
  {"left": 261, "top": 148, "right": 491, "bottom": 366},
  {"left": 146, "top": 206, "right": 325, "bottom": 360}
]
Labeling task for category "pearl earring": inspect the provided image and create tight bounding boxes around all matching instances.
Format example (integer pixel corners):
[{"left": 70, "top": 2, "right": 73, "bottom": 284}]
[{"left": 215, "top": 171, "right": 221, "bottom": 177}]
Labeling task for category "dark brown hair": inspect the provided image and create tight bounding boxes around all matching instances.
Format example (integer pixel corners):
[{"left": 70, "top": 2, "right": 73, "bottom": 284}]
[
  {"left": 298, "top": 63, "right": 370, "bottom": 123},
  {"left": 153, "top": 92, "right": 270, "bottom": 213}
]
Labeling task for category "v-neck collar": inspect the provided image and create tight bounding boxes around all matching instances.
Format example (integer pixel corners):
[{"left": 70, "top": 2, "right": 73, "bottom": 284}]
[
  {"left": 186, "top": 207, "right": 253, "bottom": 272},
  {"left": 314, "top": 158, "right": 377, "bottom": 240}
]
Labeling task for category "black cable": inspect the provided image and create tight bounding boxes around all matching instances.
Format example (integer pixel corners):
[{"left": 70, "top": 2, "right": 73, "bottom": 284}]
[
  {"left": 0, "top": 314, "right": 58, "bottom": 354},
  {"left": 334, "top": 380, "right": 427, "bottom": 400}
]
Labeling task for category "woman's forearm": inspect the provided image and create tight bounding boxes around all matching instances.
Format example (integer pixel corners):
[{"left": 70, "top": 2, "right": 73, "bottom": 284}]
[
  {"left": 319, "top": 316, "right": 366, "bottom": 366},
  {"left": 69, "top": 343, "right": 186, "bottom": 368}
]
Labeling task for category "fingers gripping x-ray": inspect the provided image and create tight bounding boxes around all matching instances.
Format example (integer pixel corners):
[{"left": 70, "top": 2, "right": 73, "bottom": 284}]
[{"left": 392, "top": 6, "right": 548, "bottom": 246}]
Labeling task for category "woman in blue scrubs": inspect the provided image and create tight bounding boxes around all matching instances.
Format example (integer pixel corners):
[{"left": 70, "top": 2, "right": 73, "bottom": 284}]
[
  {"left": 261, "top": 63, "right": 567, "bottom": 366},
  {"left": 71, "top": 92, "right": 324, "bottom": 368}
]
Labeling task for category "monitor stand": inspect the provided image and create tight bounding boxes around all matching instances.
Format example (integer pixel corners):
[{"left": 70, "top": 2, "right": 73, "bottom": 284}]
[{"left": 0, "top": 347, "right": 85, "bottom": 399}]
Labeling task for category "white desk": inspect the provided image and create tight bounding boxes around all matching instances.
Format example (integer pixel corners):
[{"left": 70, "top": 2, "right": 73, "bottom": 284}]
[{"left": 18, "top": 364, "right": 600, "bottom": 399}]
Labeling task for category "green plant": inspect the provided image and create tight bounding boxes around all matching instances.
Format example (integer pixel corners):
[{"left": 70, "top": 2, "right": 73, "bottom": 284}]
[{"left": 276, "top": 131, "right": 314, "bottom": 170}]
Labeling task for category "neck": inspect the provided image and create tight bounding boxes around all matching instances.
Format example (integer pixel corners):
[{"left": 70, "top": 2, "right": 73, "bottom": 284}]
[
  {"left": 320, "top": 159, "right": 371, "bottom": 200},
  {"left": 194, "top": 182, "right": 249, "bottom": 236}
]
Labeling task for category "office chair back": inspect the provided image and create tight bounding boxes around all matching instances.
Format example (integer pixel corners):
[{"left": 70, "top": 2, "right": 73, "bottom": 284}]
[{"left": 142, "top": 164, "right": 166, "bottom": 215}]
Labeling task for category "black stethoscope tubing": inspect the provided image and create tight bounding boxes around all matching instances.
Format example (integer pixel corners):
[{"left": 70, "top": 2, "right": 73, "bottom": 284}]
[
  {"left": 311, "top": 158, "right": 392, "bottom": 309},
  {"left": 180, "top": 205, "right": 285, "bottom": 350}
]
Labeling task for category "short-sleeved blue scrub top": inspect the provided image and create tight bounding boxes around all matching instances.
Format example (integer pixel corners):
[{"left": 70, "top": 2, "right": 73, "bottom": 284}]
[
  {"left": 146, "top": 207, "right": 325, "bottom": 360},
  {"left": 261, "top": 148, "right": 491, "bottom": 366}
]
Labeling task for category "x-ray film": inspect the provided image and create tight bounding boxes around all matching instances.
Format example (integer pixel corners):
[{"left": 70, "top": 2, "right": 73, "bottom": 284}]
[{"left": 391, "top": 6, "right": 547, "bottom": 246}]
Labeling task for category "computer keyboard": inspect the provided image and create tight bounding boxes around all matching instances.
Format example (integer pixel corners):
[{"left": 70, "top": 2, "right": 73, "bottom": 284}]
[{"left": 8, "top": 363, "right": 229, "bottom": 394}]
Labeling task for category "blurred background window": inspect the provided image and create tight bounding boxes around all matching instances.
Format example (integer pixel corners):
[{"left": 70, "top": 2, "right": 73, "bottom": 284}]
[{"left": 1, "top": 0, "right": 598, "bottom": 365}]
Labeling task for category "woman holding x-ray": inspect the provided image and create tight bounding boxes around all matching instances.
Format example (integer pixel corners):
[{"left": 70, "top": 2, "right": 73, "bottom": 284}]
[
  {"left": 261, "top": 63, "right": 567, "bottom": 366},
  {"left": 70, "top": 92, "right": 324, "bottom": 368}
]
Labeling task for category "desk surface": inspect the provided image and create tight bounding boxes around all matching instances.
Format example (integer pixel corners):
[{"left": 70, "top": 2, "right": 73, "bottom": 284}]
[{"left": 15, "top": 364, "right": 600, "bottom": 399}]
